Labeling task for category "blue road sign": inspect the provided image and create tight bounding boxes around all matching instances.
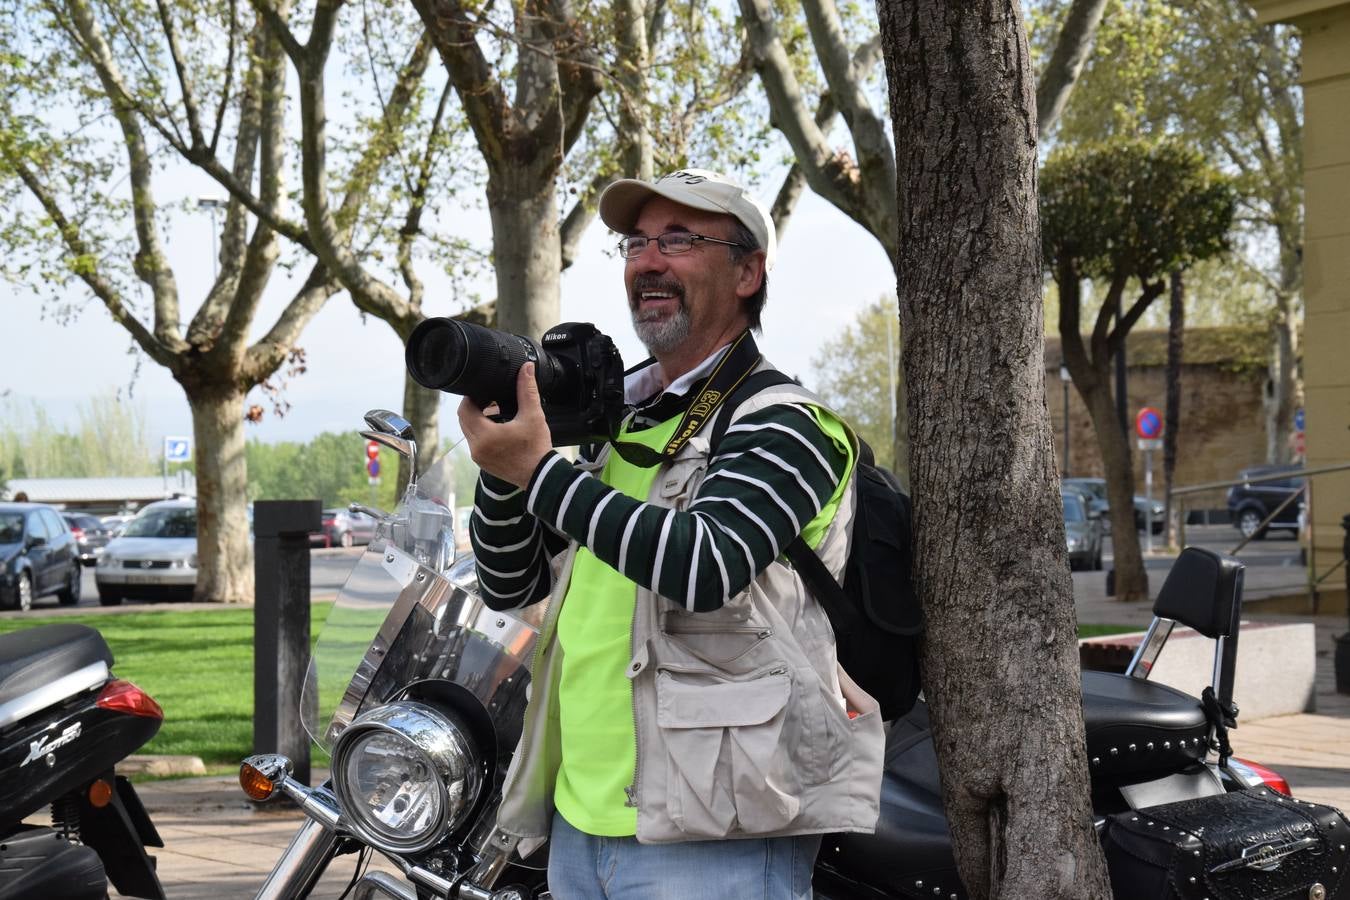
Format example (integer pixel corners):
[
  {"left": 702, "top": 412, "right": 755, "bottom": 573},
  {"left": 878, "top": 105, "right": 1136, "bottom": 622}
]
[
  {"left": 1135, "top": 407, "right": 1163, "bottom": 440},
  {"left": 1294, "top": 407, "right": 1305, "bottom": 432},
  {"left": 367, "top": 458, "right": 380, "bottom": 478},
  {"left": 164, "top": 437, "right": 191, "bottom": 462}
]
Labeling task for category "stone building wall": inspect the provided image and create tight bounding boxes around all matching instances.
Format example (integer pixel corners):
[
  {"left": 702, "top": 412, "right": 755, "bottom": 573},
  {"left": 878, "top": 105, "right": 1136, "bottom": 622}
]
[{"left": 1044, "top": 327, "right": 1269, "bottom": 511}]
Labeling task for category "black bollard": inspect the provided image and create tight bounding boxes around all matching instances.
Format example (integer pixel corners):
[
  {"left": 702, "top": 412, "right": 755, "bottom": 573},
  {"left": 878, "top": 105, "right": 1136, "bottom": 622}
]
[{"left": 253, "top": 500, "right": 322, "bottom": 784}]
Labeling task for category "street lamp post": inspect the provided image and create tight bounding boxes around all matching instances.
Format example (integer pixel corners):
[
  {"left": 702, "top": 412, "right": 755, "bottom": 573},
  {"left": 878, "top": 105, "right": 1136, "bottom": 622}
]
[
  {"left": 196, "top": 195, "right": 227, "bottom": 282},
  {"left": 1060, "top": 363, "right": 1072, "bottom": 477}
]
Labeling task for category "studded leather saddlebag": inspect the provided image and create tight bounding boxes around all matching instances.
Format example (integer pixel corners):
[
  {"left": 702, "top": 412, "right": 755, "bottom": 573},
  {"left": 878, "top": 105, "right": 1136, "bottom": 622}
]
[{"left": 1102, "top": 788, "right": 1350, "bottom": 899}]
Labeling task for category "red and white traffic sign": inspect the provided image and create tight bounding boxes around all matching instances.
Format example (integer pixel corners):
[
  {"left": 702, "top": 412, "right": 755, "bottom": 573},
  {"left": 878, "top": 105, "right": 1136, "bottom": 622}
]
[
  {"left": 366, "top": 440, "right": 381, "bottom": 461},
  {"left": 1135, "top": 407, "right": 1163, "bottom": 440}
]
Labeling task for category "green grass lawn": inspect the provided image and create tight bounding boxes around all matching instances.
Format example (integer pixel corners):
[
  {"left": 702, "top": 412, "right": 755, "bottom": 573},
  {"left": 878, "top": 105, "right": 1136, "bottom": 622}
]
[
  {"left": 0, "top": 605, "right": 333, "bottom": 770},
  {"left": 0, "top": 609, "right": 1141, "bottom": 769}
]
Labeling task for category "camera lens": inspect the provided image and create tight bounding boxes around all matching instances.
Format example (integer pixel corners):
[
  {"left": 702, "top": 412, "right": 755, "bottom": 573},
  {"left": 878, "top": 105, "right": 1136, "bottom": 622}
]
[{"left": 405, "top": 318, "right": 471, "bottom": 390}]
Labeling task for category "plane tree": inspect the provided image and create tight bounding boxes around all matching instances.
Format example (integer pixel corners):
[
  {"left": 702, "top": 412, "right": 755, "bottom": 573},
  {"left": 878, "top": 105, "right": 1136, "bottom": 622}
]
[
  {"left": 877, "top": 0, "right": 1114, "bottom": 893},
  {"left": 0, "top": 0, "right": 473, "bottom": 601},
  {"left": 1051, "top": 0, "right": 1303, "bottom": 464},
  {"left": 736, "top": 0, "right": 1111, "bottom": 485},
  {"left": 1042, "top": 139, "right": 1235, "bottom": 603}
]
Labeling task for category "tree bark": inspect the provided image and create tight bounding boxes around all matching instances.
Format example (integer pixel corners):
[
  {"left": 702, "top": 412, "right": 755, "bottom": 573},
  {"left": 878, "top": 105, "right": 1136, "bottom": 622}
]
[
  {"left": 1163, "top": 270, "right": 1184, "bottom": 547},
  {"left": 1058, "top": 271, "right": 1152, "bottom": 604},
  {"left": 1083, "top": 367, "right": 1147, "bottom": 599},
  {"left": 488, "top": 165, "right": 562, "bottom": 337},
  {"left": 184, "top": 381, "right": 253, "bottom": 604},
  {"left": 877, "top": 1, "right": 1111, "bottom": 896}
]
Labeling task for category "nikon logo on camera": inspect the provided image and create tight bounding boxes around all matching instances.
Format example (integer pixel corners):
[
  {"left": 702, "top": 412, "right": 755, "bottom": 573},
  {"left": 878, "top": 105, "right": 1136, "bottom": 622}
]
[
  {"left": 542, "top": 331, "right": 569, "bottom": 344},
  {"left": 665, "top": 388, "right": 723, "bottom": 454}
]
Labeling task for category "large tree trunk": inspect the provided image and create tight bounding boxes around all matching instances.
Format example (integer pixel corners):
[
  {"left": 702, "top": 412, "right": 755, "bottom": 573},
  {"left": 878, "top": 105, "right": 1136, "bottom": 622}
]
[
  {"left": 185, "top": 382, "right": 253, "bottom": 604},
  {"left": 1163, "top": 270, "right": 1184, "bottom": 548},
  {"left": 1081, "top": 370, "right": 1148, "bottom": 601},
  {"left": 877, "top": 0, "right": 1112, "bottom": 896},
  {"left": 487, "top": 167, "right": 562, "bottom": 339},
  {"left": 401, "top": 375, "right": 441, "bottom": 487}
]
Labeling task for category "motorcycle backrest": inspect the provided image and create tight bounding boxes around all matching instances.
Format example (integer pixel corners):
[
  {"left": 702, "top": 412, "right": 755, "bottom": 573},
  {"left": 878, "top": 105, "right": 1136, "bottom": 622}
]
[
  {"left": 1152, "top": 546, "right": 1243, "bottom": 639},
  {"left": 1126, "top": 546, "right": 1245, "bottom": 714}
]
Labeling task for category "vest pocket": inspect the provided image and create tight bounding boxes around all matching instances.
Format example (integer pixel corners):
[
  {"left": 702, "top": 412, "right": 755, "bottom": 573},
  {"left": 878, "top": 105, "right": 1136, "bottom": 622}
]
[
  {"left": 655, "top": 666, "right": 800, "bottom": 837},
  {"left": 660, "top": 619, "right": 773, "bottom": 668}
]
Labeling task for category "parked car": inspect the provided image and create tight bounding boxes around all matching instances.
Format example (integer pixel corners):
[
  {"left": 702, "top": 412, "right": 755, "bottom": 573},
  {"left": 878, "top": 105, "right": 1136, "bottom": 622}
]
[
  {"left": 1062, "top": 488, "right": 1104, "bottom": 571},
  {"left": 61, "top": 511, "right": 113, "bottom": 565},
  {"left": 1227, "top": 464, "right": 1304, "bottom": 540},
  {"left": 0, "top": 502, "right": 81, "bottom": 611},
  {"left": 94, "top": 499, "right": 198, "bottom": 605},
  {"left": 100, "top": 513, "right": 135, "bottom": 536},
  {"left": 1062, "top": 477, "right": 1166, "bottom": 534},
  {"left": 318, "top": 508, "right": 377, "bottom": 548}
]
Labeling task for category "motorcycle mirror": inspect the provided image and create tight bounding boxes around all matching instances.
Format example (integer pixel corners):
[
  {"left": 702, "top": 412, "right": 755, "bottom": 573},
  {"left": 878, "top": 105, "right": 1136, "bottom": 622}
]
[
  {"left": 360, "top": 430, "right": 418, "bottom": 488},
  {"left": 363, "top": 409, "right": 415, "bottom": 440}
]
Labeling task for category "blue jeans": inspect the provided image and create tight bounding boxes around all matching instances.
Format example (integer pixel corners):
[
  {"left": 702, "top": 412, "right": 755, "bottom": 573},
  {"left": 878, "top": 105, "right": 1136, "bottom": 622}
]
[{"left": 547, "top": 811, "right": 820, "bottom": 900}]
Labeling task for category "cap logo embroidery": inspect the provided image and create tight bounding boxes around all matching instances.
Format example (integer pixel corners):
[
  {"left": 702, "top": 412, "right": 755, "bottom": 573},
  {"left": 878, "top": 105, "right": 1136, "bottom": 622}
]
[{"left": 661, "top": 171, "right": 707, "bottom": 185}]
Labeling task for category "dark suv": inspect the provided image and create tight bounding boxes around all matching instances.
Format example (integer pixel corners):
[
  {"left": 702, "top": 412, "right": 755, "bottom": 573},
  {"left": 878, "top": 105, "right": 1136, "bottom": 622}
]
[
  {"left": 1226, "top": 464, "right": 1303, "bottom": 540},
  {"left": 0, "top": 503, "right": 82, "bottom": 610}
]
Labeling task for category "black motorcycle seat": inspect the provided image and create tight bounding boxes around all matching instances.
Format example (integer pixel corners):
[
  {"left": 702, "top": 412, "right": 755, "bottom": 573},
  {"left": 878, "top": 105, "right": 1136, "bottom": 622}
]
[
  {"left": 0, "top": 624, "right": 113, "bottom": 713},
  {"left": 820, "top": 674, "right": 1211, "bottom": 898},
  {"left": 1081, "top": 670, "right": 1209, "bottom": 780}
]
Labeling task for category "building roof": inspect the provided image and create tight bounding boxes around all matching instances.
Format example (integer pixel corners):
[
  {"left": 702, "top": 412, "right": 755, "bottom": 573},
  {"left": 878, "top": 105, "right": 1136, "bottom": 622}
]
[{"left": 2, "top": 475, "right": 196, "bottom": 506}]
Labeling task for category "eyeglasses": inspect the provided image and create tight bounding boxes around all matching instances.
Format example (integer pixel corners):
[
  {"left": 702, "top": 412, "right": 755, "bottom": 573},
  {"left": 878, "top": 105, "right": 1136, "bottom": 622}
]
[{"left": 617, "top": 231, "right": 748, "bottom": 259}]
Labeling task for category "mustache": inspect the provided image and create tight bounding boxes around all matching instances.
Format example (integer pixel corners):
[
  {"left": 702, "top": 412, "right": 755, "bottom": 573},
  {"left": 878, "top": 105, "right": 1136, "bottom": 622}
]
[{"left": 630, "top": 274, "right": 684, "bottom": 302}]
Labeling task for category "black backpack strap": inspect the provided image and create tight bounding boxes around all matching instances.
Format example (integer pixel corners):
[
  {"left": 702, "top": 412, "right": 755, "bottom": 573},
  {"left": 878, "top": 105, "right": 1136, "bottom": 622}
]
[
  {"left": 707, "top": 369, "right": 799, "bottom": 454},
  {"left": 786, "top": 536, "right": 862, "bottom": 637}
]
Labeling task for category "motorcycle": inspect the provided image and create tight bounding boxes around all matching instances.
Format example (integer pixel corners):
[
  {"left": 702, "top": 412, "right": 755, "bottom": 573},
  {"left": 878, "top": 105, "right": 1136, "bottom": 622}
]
[
  {"left": 0, "top": 622, "right": 167, "bottom": 900},
  {"left": 241, "top": 409, "right": 1319, "bottom": 900}
]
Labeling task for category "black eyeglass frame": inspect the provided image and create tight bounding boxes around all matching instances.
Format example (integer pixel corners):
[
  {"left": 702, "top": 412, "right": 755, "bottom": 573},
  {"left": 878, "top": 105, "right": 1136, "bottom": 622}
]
[{"left": 617, "top": 231, "right": 749, "bottom": 259}]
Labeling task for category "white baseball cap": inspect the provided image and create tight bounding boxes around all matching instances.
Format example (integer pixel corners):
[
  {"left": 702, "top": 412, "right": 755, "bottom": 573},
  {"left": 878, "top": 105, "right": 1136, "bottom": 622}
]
[{"left": 598, "top": 168, "right": 777, "bottom": 270}]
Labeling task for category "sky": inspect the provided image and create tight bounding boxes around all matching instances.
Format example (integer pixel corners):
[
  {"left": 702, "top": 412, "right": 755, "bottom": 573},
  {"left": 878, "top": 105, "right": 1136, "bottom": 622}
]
[{"left": 2, "top": 179, "right": 896, "bottom": 453}]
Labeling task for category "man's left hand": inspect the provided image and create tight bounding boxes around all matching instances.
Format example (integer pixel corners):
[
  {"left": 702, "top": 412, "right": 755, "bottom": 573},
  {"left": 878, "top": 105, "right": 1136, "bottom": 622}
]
[{"left": 457, "top": 363, "right": 554, "bottom": 489}]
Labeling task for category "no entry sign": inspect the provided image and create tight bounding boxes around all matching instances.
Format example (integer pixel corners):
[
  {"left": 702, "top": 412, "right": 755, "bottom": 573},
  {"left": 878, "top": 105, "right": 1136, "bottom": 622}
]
[{"left": 1135, "top": 407, "right": 1163, "bottom": 440}]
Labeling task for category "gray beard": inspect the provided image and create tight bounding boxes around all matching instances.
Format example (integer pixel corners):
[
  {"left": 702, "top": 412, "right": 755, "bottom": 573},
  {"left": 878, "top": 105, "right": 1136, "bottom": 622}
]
[{"left": 632, "top": 303, "right": 691, "bottom": 355}]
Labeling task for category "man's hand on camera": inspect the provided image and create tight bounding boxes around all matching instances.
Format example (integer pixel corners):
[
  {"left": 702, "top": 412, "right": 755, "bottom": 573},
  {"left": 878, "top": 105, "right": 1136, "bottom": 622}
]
[{"left": 458, "top": 363, "right": 554, "bottom": 489}]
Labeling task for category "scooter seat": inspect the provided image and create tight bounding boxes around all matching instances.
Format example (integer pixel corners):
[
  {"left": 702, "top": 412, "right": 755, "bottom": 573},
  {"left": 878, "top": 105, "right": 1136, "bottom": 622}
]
[
  {"left": 1081, "top": 671, "right": 1208, "bottom": 780},
  {"left": 0, "top": 624, "right": 113, "bottom": 714}
]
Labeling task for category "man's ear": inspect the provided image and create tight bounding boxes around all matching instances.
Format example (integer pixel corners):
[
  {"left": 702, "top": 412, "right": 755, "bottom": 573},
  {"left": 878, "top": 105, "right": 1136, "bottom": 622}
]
[{"left": 734, "top": 250, "right": 767, "bottom": 300}]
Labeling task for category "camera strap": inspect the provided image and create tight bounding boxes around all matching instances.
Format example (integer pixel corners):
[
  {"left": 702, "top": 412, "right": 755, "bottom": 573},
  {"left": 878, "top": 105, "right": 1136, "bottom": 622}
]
[{"left": 609, "top": 330, "right": 762, "bottom": 468}]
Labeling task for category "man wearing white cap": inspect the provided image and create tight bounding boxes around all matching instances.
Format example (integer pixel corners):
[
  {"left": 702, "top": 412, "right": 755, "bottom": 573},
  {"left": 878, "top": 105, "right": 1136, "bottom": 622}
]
[{"left": 460, "top": 168, "right": 884, "bottom": 898}]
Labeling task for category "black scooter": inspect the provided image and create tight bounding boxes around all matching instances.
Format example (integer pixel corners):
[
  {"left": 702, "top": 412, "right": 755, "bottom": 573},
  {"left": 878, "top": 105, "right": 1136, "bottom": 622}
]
[{"left": 0, "top": 623, "right": 167, "bottom": 900}]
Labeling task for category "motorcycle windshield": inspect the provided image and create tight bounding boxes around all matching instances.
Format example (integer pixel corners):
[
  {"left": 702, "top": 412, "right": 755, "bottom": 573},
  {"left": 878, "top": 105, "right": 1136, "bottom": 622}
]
[
  {"left": 301, "top": 446, "right": 462, "bottom": 752},
  {"left": 301, "top": 445, "right": 541, "bottom": 756}
]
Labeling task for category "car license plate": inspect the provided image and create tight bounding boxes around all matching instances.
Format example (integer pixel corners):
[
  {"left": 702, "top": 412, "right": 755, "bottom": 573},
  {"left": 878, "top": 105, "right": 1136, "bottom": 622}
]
[{"left": 122, "top": 574, "right": 162, "bottom": 585}]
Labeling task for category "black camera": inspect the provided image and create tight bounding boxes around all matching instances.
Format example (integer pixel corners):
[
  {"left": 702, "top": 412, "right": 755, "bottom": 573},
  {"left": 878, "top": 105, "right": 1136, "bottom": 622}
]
[{"left": 405, "top": 318, "right": 626, "bottom": 447}]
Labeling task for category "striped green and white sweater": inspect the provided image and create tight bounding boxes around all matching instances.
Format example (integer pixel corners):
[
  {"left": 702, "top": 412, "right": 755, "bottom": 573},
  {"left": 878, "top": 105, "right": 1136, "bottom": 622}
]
[{"left": 470, "top": 370, "right": 849, "bottom": 613}]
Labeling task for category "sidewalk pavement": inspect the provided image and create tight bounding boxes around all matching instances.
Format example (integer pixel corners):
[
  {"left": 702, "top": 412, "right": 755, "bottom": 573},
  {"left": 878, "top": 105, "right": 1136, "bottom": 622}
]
[{"left": 118, "top": 529, "right": 1349, "bottom": 898}]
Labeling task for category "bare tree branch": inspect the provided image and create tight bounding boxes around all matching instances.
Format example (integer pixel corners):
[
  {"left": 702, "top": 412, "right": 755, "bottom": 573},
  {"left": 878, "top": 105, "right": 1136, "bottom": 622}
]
[
  {"left": 155, "top": 0, "right": 207, "bottom": 149},
  {"left": 1035, "top": 0, "right": 1109, "bottom": 139},
  {"left": 62, "top": 0, "right": 184, "bottom": 350},
  {"left": 737, "top": 0, "right": 865, "bottom": 225},
  {"left": 8, "top": 160, "right": 172, "bottom": 368},
  {"left": 242, "top": 262, "right": 341, "bottom": 381}
]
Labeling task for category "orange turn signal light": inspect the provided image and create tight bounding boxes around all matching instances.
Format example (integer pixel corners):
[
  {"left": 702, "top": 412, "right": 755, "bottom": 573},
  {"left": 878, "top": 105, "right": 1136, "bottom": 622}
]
[
  {"left": 239, "top": 763, "right": 277, "bottom": 801},
  {"left": 87, "top": 779, "right": 114, "bottom": 808}
]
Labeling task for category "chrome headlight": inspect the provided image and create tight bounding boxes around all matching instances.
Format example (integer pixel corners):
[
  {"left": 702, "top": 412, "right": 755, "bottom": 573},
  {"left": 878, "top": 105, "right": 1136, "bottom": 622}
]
[{"left": 331, "top": 701, "right": 482, "bottom": 855}]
